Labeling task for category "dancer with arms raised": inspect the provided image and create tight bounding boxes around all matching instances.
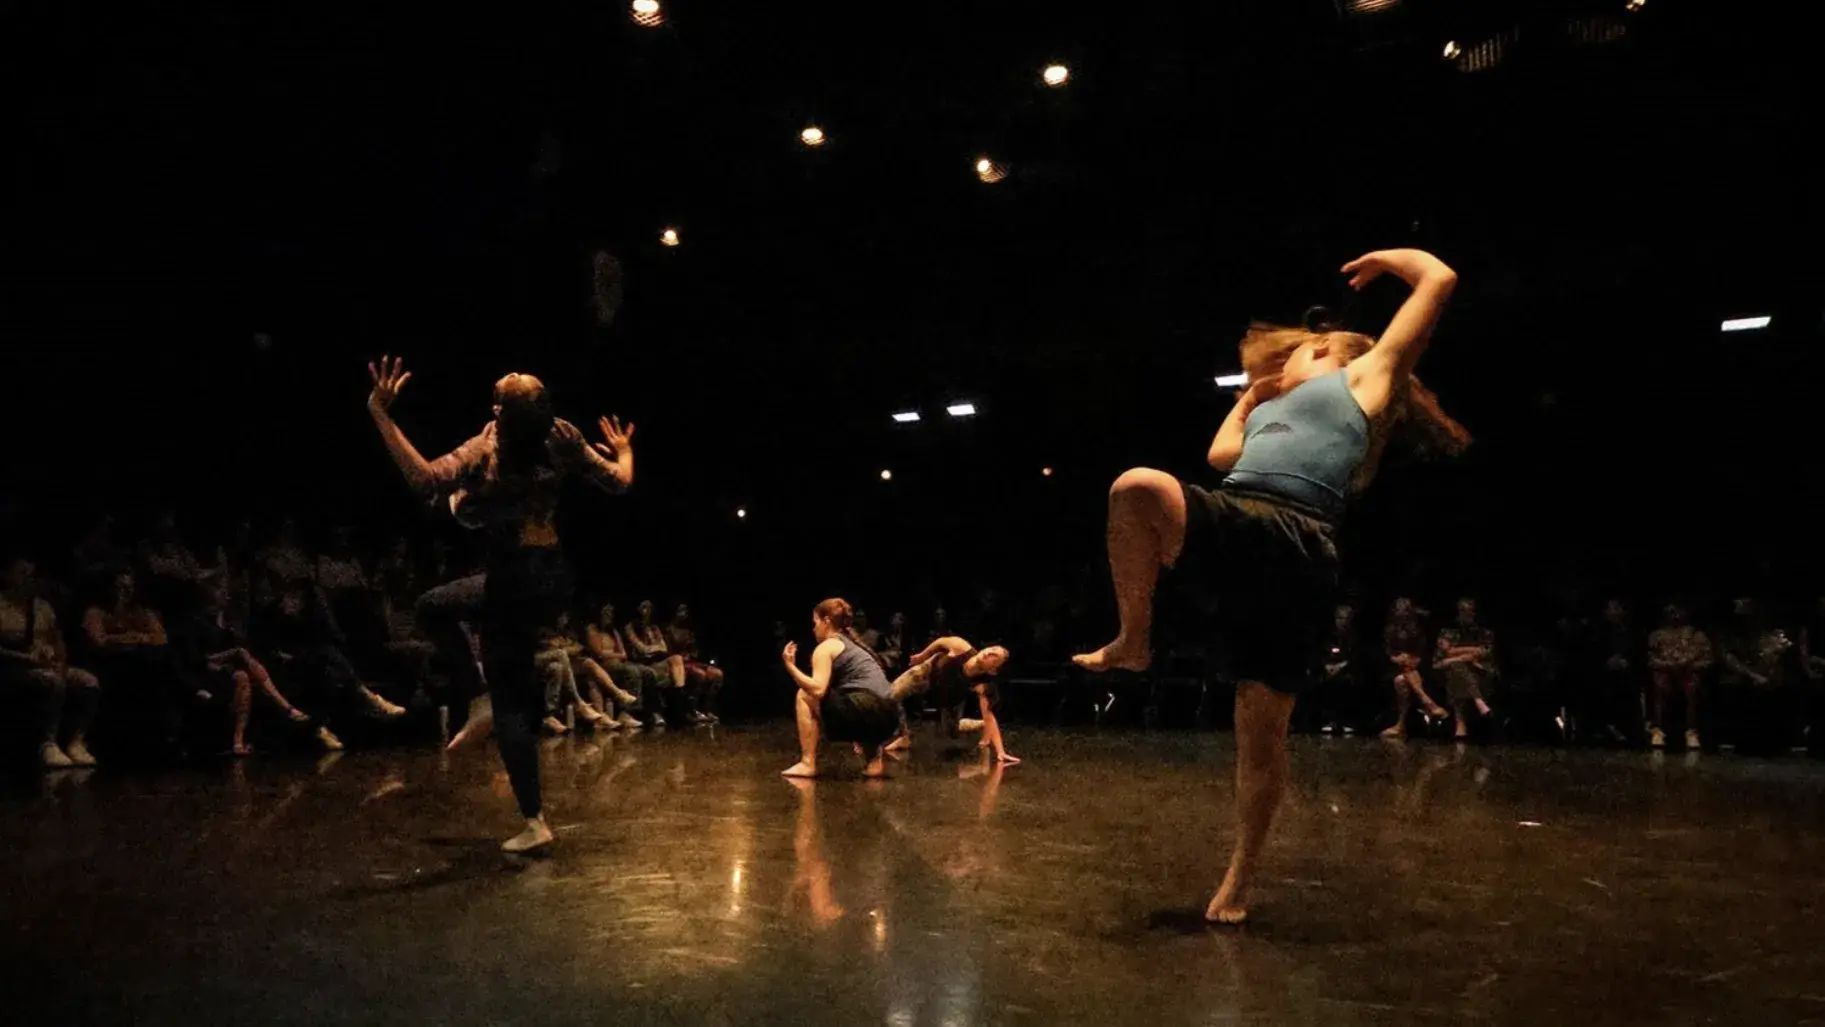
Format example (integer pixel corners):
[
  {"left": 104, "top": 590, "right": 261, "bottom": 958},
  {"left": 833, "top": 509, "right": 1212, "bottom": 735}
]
[
  {"left": 1074, "top": 249, "right": 1469, "bottom": 923},
  {"left": 366, "top": 356, "right": 635, "bottom": 853}
]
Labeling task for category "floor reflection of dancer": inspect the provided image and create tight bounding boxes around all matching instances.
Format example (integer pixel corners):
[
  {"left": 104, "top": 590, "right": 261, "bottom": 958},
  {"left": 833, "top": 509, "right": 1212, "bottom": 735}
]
[
  {"left": 780, "top": 598, "right": 900, "bottom": 779},
  {"left": 365, "top": 356, "right": 635, "bottom": 853},
  {"left": 883, "top": 637, "right": 1018, "bottom": 764},
  {"left": 1072, "top": 249, "right": 1468, "bottom": 923}
]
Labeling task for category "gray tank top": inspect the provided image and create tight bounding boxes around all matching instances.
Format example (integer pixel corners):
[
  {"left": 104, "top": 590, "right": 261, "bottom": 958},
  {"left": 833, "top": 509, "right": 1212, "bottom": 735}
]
[
  {"left": 1224, "top": 369, "right": 1369, "bottom": 518},
  {"left": 831, "top": 636, "right": 892, "bottom": 699}
]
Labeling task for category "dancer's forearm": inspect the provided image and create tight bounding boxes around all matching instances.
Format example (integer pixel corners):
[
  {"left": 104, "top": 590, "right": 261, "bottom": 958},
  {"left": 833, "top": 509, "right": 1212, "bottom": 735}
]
[{"left": 369, "top": 409, "right": 438, "bottom": 492}]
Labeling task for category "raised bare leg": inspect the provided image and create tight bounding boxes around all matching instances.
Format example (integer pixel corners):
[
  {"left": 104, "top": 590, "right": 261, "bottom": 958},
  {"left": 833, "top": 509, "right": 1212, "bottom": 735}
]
[
  {"left": 1207, "top": 681, "right": 1296, "bottom": 924},
  {"left": 1073, "top": 468, "right": 1188, "bottom": 673}
]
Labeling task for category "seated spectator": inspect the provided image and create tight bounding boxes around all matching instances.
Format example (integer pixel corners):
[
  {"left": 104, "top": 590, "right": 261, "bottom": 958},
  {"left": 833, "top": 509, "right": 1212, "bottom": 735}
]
[
  {"left": 1312, "top": 603, "right": 1362, "bottom": 735},
  {"left": 172, "top": 580, "right": 320, "bottom": 755},
  {"left": 71, "top": 513, "right": 128, "bottom": 597},
  {"left": 315, "top": 525, "right": 388, "bottom": 661},
  {"left": 1435, "top": 597, "right": 1497, "bottom": 739},
  {"left": 580, "top": 602, "right": 655, "bottom": 728},
  {"left": 257, "top": 584, "right": 406, "bottom": 738},
  {"left": 137, "top": 509, "right": 217, "bottom": 618},
  {"left": 879, "top": 612, "right": 909, "bottom": 673},
  {"left": 256, "top": 518, "right": 316, "bottom": 606},
  {"left": 536, "top": 612, "right": 611, "bottom": 733},
  {"left": 926, "top": 607, "right": 952, "bottom": 647},
  {"left": 665, "top": 603, "right": 724, "bottom": 724},
  {"left": 1719, "top": 598, "right": 1798, "bottom": 755},
  {"left": 1381, "top": 596, "right": 1445, "bottom": 738},
  {"left": 80, "top": 570, "right": 187, "bottom": 747},
  {"left": 625, "top": 599, "right": 699, "bottom": 722},
  {"left": 1646, "top": 602, "right": 1712, "bottom": 749},
  {"left": 853, "top": 609, "right": 881, "bottom": 651},
  {"left": 1582, "top": 598, "right": 1644, "bottom": 745},
  {"left": 1, "top": 555, "right": 101, "bottom": 768}
]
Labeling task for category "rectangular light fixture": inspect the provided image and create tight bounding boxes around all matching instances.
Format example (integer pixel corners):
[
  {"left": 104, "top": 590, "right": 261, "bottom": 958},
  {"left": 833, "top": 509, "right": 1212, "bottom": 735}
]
[
  {"left": 1721, "top": 316, "right": 1772, "bottom": 332},
  {"left": 945, "top": 403, "right": 977, "bottom": 418},
  {"left": 891, "top": 411, "right": 921, "bottom": 424},
  {"left": 1214, "top": 372, "right": 1249, "bottom": 387}
]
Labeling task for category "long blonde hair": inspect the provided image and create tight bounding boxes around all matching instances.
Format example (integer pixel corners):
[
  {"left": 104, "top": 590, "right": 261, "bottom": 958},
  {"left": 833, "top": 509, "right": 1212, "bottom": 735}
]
[{"left": 1238, "top": 322, "right": 1471, "bottom": 492}]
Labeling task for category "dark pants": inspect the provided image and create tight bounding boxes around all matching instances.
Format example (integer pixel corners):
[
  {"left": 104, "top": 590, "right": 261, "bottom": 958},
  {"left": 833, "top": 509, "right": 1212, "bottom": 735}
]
[
  {"left": 417, "top": 549, "right": 571, "bottom": 819},
  {"left": 2, "top": 664, "right": 101, "bottom": 747}
]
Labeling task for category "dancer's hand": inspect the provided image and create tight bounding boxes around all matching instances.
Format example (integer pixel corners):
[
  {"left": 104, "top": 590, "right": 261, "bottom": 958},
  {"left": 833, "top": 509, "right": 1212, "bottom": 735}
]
[
  {"left": 597, "top": 415, "right": 636, "bottom": 456},
  {"left": 781, "top": 641, "right": 798, "bottom": 666},
  {"left": 1341, "top": 248, "right": 1452, "bottom": 290},
  {"left": 367, "top": 355, "right": 413, "bottom": 415},
  {"left": 1236, "top": 373, "right": 1283, "bottom": 409}
]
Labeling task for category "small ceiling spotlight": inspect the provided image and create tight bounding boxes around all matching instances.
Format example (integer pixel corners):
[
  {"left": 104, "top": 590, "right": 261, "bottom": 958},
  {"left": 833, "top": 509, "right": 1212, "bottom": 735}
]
[
  {"left": 1042, "top": 64, "right": 1069, "bottom": 87},
  {"left": 800, "top": 125, "right": 826, "bottom": 147},
  {"left": 631, "top": 0, "right": 664, "bottom": 28},
  {"left": 974, "top": 156, "right": 1008, "bottom": 184},
  {"left": 660, "top": 226, "right": 680, "bottom": 247},
  {"left": 1442, "top": 40, "right": 1462, "bottom": 60}
]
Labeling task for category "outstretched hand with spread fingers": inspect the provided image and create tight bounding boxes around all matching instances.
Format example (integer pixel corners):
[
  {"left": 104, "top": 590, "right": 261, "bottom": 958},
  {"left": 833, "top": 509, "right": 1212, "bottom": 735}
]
[
  {"left": 597, "top": 414, "right": 636, "bottom": 456},
  {"left": 367, "top": 355, "right": 413, "bottom": 415}
]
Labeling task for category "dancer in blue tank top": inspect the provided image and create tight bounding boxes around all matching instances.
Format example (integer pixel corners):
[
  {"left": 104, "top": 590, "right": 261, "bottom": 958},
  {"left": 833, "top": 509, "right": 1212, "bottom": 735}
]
[{"left": 1073, "top": 248, "right": 1469, "bottom": 924}]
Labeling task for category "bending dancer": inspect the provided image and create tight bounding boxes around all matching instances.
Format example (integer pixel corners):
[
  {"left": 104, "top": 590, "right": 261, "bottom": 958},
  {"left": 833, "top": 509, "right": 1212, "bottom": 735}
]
[
  {"left": 366, "top": 356, "right": 634, "bottom": 853},
  {"left": 780, "top": 598, "right": 900, "bottom": 779},
  {"left": 1072, "top": 249, "right": 1468, "bottom": 923},
  {"left": 884, "top": 637, "right": 1018, "bottom": 764}
]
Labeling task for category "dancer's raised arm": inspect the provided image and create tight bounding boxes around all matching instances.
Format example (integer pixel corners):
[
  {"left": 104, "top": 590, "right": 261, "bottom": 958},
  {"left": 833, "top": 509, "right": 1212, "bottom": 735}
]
[
  {"left": 551, "top": 414, "right": 634, "bottom": 493},
  {"left": 1339, "top": 248, "right": 1458, "bottom": 419},
  {"left": 365, "top": 356, "right": 441, "bottom": 493}
]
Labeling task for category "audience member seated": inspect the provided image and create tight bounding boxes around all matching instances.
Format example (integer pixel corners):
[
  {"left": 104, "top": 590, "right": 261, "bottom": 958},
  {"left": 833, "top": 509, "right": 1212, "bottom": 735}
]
[
  {"left": 1, "top": 555, "right": 101, "bottom": 768},
  {"left": 1436, "top": 597, "right": 1498, "bottom": 740},
  {"left": 315, "top": 525, "right": 388, "bottom": 662},
  {"left": 80, "top": 570, "right": 189, "bottom": 751},
  {"left": 878, "top": 612, "right": 909, "bottom": 673},
  {"left": 172, "top": 580, "right": 321, "bottom": 755},
  {"left": 579, "top": 602, "right": 652, "bottom": 728},
  {"left": 1646, "top": 602, "right": 1711, "bottom": 749},
  {"left": 926, "top": 607, "right": 952, "bottom": 647},
  {"left": 1719, "top": 598, "right": 1798, "bottom": 755},
  {"left": 1310, "top": 603, "right": 1362, "bottom": 735},
  {"left": 625, "top": 599, "right": 698, "bottom": 723},
  {"left": 853, "top": 610, "right": 881, "bottom": 651},
  {"left": 137, "top": 509, "right": 217, "bottom": 619},
  {"left": 257, "top": 584, "right": 406, "bottom": 741},
  {"left": 1581, "top": 598, "right": 1644, "bottom": 746},
  {"left": 256, "top": 518, "right": 316, "bottom": 605},
  {"left": 1381, "top": 596, "right": 1445, "bottom": 738},
  {"left": 71, "top": 513, "right": 129, "bottom": 597},
  {"left": 665, "top": 603, "right": 724, "bottom": 724},
  {"left": 536, "top": 612, "right": 612, "bottom": 733}
]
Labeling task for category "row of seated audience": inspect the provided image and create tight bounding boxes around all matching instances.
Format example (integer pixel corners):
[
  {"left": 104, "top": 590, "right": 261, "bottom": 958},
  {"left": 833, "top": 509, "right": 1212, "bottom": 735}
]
[
  {"left": 4, "top": 511, "right": 734, "bottom": 769},
  {"left": 1305, "top": 594, "right": 1825, "bottom": 754}
]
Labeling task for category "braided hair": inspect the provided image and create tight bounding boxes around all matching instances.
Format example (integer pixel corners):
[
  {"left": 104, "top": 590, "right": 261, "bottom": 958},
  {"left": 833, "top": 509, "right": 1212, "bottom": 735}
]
[{"left": 814, "top": 597, "right": 888, "bottom": 671}]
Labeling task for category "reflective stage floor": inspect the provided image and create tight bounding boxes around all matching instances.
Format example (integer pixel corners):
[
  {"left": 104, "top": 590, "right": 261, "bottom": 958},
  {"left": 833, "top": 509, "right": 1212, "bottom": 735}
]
[{"left": 4, "top": 727, "right": 1825, "bottom": 1026}]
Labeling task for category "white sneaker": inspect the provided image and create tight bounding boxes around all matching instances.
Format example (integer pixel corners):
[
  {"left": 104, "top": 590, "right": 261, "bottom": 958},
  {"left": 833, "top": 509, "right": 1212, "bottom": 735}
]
[
  {"left": 63, "top": 740, "right": 98, "bottom": 767},
  {"left": 502, "top": 816, "right": 554, "bottom": 854},
  {"left": 1649, "top": 727, "right": 1666, "bottom": 749},
  {"left": 615, "top": 713, "right": 643, "bottom": 731},
  {"left": 1685, "top": 729, "right": 1701, "bottom": 749},
  {"left": 39, "top": 743, "right": 74, "bottom": 769},
  {"left": 317, "top": 726, "right": 345, "bottom": 751}
]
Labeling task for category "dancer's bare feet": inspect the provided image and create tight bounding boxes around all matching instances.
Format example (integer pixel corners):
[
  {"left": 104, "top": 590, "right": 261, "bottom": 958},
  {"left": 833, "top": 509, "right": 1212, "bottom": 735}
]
[
  {"left": 447, "top": 697, "right": 494, "bottom": 752},
  {"left": 502, "top": 815, "right": 554, "bottom": 854},
  {"left": 996, "top": 752, "right": 1021, "bottom": 765},
  {"left": 781, "top": 761, "right": 818, "bottom": 778},
  {"left": 862, "top": 756, "right": 887, "bottom": 778},
  {"left": 1072, "top": 636, "right": 1151, "bottom": 673},
  {"left": 883, "top": 735, "right": 912, "bottom": 753},
  {"left": 1205, "top": 867, "right": 1251, "bottom": 925},
  {"left": 1380, "top": 724, "right": 1406, "bottom": 739}
]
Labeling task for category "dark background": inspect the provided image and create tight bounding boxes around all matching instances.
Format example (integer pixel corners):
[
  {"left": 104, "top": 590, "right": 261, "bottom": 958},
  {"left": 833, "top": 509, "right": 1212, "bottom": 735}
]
[{"left": 4, "top": 0, "right": 1818, "bottom": 680}]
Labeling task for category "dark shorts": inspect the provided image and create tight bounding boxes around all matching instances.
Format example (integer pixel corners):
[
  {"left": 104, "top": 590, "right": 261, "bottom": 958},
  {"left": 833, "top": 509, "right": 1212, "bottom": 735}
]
[
  {"left": 820, "top": 688, "right": 900, "bottom": 748},
  {"left": 1165, "top": 483, "right": 1341, "bottom": 694}
]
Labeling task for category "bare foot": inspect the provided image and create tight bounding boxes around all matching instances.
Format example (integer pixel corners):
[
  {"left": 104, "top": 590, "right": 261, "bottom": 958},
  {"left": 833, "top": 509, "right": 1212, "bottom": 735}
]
[
  {"left": 862, "top": 757, "right": 887, "bottom": 778},
  {"left": 883, "top": 735, "right": 912, "bottom": 753},
  {"left": 1206, "top": 872, "right": 1250, "bottom": 925},
  {"left": 1380, "top": 724, "right": 1405, "bottom": 739},
  {"left": 447, "top": 699, "right": 494, "bottom": 752},
  {"left": 781, "top": 761, "right": 818, "bottom": 778},
  {"left": 996, "top": 752, "right": 1021, "bottom": 765},
  {"left": 1072, "top": 636, "right": 1150, "bottom": 673},
  {"left": 502, "top": 816, "right": 554, "bottom": 854},
  {"left": 542, "top": 716, "right": 570, "bottom": 736}
]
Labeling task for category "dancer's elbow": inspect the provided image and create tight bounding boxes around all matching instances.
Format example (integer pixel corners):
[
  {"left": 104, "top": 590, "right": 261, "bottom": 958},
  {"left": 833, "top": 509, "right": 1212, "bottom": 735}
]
[{"left": 1207, "top": 443, "right": 1240, "bottom": 471}]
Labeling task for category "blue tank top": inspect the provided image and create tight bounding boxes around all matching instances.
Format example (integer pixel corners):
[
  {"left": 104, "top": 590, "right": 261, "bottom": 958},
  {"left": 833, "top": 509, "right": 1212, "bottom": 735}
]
[
  {"left": 1224, "top": 369, "right": 1369, "bottom": 518},
  {"left": 831, "top": 636, "right": 892, "bottom": 699}
]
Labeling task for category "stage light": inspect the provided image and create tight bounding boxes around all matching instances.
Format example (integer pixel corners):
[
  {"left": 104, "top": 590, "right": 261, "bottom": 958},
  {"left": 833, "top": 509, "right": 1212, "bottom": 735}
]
[
  {"left": 1442, "top": 40, "right": 1461, "bottom": 60},
  {"left": 1346, "top": 0, "right": 1400, "bottom": 11},
  {"left": 631, "top": 0, "right": 663, "bottom": 27},
  {"left": 1042, "top": 64, "right": 1069, "bottom": 87},
  {"left": 800, "top": 125, "right": 826, "bottom": 147},
  {"left": 879, "top": 469, "right": 893, "bottom": 482},
  {"left": 891, "top": 410, "right": 921, "bottom": 424},
  {"left": 1215, "top": 372, "right": 1249, "bottom": 387},
  {"left": 1042, "top": 466, "right": 1055, "bottom": 478},
  {"left": 946, "top": 403, "right": 977, "bottom": 418},
  {"left": 735, "top": 507, "right": 747, "bottom": 519},
  {"left": 974, "top": 156, "right": 1007, "bottom": 184},
  {"left": 1625, "top": 0, "right": 1645, "bottom": 9},
  {"left": 660, "top": 227, "right": 680, "bottom": 247},
  {"left": 1721, "top": 316, "right": 1771, "bottom": 332}
]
